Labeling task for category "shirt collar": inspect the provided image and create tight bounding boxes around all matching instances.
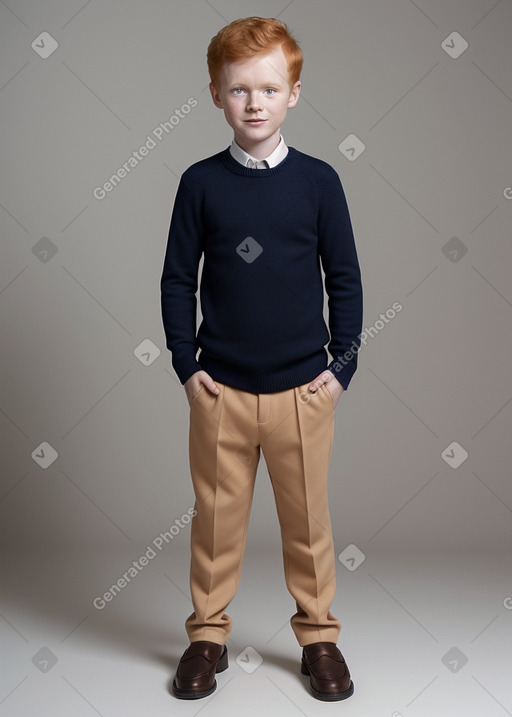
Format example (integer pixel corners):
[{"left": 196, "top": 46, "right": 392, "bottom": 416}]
[{"left": 229, "top": 134, "right": 288, "bottom": 169}]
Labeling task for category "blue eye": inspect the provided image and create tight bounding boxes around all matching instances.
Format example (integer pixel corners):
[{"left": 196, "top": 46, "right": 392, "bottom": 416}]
[
  {"left": 232, "top": 88, "right": 245, "bottom": 95},
  {"left": 264, "top": 89, "right": 276, "bottom": 96}
]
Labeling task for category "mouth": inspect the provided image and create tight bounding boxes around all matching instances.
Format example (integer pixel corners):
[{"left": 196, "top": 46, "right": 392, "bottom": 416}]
[{"left": 244, "top": 119, "right": 267, "bottom": 124}]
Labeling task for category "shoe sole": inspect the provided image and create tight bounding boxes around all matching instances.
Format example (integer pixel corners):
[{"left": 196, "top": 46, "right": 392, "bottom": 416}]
[
  {"left": 172, "top": 646, "right": 228, "bottom": 700},
  {"left": 301, "top": 658, "right": 355, "bottom": 701}
]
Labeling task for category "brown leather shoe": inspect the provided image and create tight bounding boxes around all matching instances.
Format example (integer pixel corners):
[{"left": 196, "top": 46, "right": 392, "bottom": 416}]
[
  {"left": 172, "top": 640, "right": 228, "bottom": 699},
  {"left": 301, "top": 642, "right": 354, "bottom": 701}
]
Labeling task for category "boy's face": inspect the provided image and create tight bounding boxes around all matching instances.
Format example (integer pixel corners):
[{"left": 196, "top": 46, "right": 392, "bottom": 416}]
[{"left": 209, "top": 44, "right": 301, "bottom": 159}]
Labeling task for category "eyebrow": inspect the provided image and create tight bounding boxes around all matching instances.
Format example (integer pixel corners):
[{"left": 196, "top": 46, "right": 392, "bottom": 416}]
[{"left": 227, "top": 81, "right": 284, "bottom": 89}]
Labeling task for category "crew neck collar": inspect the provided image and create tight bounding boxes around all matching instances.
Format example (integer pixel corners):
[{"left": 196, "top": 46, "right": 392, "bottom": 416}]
[
  {"left": 220, "top": 146, "right": 298, "bottom": 177},
  {"left": 229, "top": 134, "right": 288, "bottom": 168}
]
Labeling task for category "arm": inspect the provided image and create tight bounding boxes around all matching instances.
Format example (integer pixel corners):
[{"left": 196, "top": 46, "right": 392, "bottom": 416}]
[
  {"left": 317, "top": 167, "right": 363, "bottom": 390},
  {"left": 160, "top": 177, "right": 204, "bottom": 385}
]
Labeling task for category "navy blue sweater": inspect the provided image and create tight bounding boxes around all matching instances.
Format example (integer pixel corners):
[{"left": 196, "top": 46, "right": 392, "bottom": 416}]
[{"left": 160, "top": 146, "right": 363, "bottom": 394}]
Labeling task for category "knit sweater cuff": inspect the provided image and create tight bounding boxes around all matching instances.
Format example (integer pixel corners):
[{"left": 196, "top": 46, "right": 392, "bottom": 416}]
[
  {"left": 171, "top": 353, "right": 203, "bottom": 386},
  {"left": 327, "top": 357, "right": 358, "bottom": 391}
]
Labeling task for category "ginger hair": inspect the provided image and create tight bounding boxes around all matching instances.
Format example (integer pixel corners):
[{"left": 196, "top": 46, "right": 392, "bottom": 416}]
[{"left": 207, "top": 16, "right": 303, "bottom": 90}]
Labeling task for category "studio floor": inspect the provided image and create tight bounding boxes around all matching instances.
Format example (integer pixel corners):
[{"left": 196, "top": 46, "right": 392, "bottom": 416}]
[{"left": 1, "top": 546, "right": 511, "bottom": 717}]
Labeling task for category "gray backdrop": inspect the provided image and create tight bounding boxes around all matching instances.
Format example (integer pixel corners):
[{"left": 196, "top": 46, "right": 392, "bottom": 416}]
[
  {"left": 2, "top": 0, "right": 511, "bottom": 552},
  {"left": 2, "top": 0, "right": 512, "bottom": 640},
  {"left": 2, "top": 2, "right": 512, "bottom": 714}
]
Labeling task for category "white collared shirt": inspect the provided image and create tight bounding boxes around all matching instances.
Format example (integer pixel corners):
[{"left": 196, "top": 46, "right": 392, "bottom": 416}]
[{"left": 229, "top": 134, "right": 289, "bottom": 169}]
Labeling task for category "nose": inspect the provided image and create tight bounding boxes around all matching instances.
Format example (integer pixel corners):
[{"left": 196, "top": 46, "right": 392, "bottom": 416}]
[{"left": 246, "top": 92, "right": 262, "bottom": 112}]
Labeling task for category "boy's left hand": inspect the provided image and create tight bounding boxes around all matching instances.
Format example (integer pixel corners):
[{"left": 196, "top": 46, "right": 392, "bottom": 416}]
[{"left": 308, "top": 371, "right": 344, "bottom": 410}]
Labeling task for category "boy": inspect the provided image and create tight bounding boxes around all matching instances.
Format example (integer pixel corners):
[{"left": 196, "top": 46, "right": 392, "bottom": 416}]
[{"left": 160, "top": 17, "right": 363, "bottom": 702}]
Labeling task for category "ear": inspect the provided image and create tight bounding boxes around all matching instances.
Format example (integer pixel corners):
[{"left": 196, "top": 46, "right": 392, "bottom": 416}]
[
  {"left": 209, "top": 82, "right": 224, "bottom": 109},
  {"left": 287, "top": 80, "right": 301, "bottom": 109}
]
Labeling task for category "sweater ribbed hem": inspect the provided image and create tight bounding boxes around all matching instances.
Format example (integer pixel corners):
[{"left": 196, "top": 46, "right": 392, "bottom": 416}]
[{"left": 198, "top": 350, "right": 329, "bottom": 394}]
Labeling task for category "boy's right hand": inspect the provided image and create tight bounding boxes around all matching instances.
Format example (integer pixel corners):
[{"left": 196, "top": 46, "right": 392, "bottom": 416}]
[{"left": 184, "top": 370, "right": 219, "bottom": 405}]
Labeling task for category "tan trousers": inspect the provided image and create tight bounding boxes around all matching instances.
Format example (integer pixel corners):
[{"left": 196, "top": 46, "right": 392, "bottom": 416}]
[{"left": 185, "top": 379, "right": 342, "bottom": 647}]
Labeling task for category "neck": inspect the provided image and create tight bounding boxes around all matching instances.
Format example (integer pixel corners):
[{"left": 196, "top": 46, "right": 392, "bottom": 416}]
[{"left": 234, "top": 131, "right": 281, "bottom": 160}]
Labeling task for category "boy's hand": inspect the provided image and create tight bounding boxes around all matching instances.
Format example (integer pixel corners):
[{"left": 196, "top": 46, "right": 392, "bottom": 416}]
[
  {"left": 184, "top": 370, "right": 220, "bottom": 405},
  {"left": 308, "top": 371, "right": 344, "bottom": 410}
]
